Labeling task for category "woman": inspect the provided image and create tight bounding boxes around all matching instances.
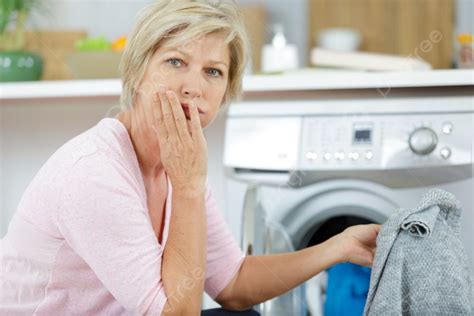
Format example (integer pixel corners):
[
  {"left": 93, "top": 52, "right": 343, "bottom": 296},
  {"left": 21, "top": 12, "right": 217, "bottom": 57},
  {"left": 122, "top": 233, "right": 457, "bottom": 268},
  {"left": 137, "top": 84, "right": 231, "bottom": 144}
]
[{"left": 1, "top": 1, "right": 380, "bottom": 315}]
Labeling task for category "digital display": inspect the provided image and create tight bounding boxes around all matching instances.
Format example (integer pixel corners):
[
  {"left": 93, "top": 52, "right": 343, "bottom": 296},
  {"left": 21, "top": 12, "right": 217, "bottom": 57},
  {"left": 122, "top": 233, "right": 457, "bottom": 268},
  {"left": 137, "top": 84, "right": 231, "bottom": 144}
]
[{"left": 354, "top": 129, "right": 372, "bottom": 144}]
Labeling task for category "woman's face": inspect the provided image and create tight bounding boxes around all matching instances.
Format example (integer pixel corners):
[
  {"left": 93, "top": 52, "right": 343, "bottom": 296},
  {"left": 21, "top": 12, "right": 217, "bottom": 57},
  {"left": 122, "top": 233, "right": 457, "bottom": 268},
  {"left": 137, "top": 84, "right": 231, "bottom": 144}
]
[{"left": 136, "top": 32, "right": 230, "bottom": 129}]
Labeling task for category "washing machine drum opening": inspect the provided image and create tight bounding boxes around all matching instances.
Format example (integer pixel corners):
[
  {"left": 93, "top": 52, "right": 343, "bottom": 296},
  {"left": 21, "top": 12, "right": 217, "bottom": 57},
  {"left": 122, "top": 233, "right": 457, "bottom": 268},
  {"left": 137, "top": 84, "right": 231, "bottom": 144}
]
[
  {"left": 305, "top": 215, "right": 374, "bottom": 316},
  {"left": 306, "top": 215, "right": 374, "bottom": 247}
]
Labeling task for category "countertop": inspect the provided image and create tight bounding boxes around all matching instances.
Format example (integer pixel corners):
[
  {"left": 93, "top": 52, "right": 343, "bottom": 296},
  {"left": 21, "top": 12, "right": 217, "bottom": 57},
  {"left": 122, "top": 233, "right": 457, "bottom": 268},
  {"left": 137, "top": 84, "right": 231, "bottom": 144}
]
[{"left": 0, "top": 69, "right": 473, "bottom": 102}]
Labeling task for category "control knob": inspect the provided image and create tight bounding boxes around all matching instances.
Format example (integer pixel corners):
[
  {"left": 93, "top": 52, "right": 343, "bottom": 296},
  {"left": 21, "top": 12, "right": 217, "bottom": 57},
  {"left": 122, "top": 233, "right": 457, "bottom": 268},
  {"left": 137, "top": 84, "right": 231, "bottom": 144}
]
[{"left": 408, "top": 127, "right": 438, "bottom": 155}]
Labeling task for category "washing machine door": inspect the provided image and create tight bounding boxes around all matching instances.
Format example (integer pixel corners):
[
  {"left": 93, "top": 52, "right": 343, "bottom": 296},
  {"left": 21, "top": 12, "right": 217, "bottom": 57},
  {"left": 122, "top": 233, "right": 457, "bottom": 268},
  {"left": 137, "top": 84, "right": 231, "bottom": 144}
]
[
  {"left": 260, "top": 180, "right": 399, "bottom": 250},
  {"left": 241, "top": 185, "right": 306, "bottom": 316},
  {"left": 261, "top": 221, "right": 307, "bottom": 316},
  {"left": 242, "top": 180, "right": 400, "bottom": 316}
]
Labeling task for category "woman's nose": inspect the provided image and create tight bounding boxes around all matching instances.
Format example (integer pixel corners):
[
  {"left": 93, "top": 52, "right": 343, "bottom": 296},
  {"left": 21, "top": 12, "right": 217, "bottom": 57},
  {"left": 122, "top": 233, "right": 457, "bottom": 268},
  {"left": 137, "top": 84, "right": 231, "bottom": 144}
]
[
  {"left": 181, "top": 73, "right": 203, "bottom": 99},
  {"left": 183, "top": 87, "right": 202, "bottom": 99}
]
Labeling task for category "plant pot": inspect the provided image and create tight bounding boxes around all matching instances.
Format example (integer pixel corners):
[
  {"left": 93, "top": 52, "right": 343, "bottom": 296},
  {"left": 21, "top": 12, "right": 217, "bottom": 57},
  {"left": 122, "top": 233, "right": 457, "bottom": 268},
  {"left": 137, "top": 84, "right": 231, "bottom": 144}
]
[{"left": 0, "top": 51, "right": 43, "bottom": 82}]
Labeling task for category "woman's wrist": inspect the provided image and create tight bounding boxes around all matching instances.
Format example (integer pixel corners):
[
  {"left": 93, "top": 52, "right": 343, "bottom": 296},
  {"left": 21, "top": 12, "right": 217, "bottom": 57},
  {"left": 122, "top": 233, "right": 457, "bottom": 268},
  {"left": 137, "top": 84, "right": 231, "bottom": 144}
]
[
  {"left": 173, "top": 184, "right": 206, "bottom": 199},
  {"left": 324, "top": 234, "right": 349, "bottom": 265}
]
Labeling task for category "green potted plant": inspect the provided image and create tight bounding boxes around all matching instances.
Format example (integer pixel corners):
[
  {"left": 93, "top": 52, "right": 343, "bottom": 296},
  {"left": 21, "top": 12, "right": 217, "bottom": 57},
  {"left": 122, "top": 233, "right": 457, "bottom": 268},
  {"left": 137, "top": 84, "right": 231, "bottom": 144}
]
[{"left": 0, "top": 0, "right": 43, "bottom": 82}]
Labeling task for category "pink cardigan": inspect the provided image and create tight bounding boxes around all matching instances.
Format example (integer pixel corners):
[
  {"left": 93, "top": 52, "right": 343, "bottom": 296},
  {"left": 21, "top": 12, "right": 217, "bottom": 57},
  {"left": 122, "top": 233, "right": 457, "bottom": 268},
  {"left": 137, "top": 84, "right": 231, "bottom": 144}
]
[{"left": 1, "top": 118, "right": 244, "bottom": 315}]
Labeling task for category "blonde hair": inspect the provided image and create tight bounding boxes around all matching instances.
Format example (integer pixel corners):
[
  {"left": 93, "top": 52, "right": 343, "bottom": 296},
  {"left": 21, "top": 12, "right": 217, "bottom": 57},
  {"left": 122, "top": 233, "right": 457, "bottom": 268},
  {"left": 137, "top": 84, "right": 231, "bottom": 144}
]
[{"left": 119, "top": 0, "right": 250, "bottom": 109}]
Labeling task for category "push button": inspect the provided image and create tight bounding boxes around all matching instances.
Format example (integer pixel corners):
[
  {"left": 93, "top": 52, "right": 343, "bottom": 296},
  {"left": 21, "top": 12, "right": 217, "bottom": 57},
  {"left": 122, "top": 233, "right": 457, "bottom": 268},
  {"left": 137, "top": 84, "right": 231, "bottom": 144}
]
[
  {"left": 349, "top": 152, "right": 360, "bottom": 160},
  {"left": 440, "top": 147, "right": 451, "bottom": 159},
  {"left": 334, "top": 152, "right": 345, "bottom": 160},
  {"left": 442, "top": 122, "right": 453, "bottom": 135},
  {"left": 306, "top": 151, "right": 318, "bottom": 161}
]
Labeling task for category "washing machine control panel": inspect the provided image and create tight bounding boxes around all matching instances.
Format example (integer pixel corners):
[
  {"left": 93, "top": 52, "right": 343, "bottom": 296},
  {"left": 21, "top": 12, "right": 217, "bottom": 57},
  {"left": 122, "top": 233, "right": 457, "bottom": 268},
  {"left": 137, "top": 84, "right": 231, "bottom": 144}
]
[
  {"left": 300, "top": 113, "right": 472, "bottom": 170},
  {"left": 224, "top": 97, "right": 472, "bottom": 186}
]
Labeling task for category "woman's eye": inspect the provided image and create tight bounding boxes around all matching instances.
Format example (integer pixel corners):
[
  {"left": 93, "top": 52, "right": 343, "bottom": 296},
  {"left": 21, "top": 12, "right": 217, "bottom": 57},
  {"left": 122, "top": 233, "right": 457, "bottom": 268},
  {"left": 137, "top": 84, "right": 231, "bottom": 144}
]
[
  {"left": 167, "top": 58, "right": 183, "bottom": 67},
  {"left": 207, "top": 68, "right": 223, "bottom": 77}
]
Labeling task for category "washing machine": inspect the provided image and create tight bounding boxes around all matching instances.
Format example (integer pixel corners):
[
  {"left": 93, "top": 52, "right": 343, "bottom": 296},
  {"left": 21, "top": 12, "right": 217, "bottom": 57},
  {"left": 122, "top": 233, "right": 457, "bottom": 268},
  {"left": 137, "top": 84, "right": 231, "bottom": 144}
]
[{"left": 223, "top": 95, "right": 474, "bottom": 316}]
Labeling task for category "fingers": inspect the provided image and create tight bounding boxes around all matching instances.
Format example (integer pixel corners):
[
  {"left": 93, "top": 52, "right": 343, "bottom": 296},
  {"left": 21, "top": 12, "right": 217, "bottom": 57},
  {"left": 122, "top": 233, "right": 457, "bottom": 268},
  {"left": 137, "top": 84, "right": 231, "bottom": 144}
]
[
  {"left": 375, "top": 225, "right": 382, "bottom": 235},
  {"left": 152, "top": 92, "right": 168, "bottom": 141},
  {"left": 158, "top": 88, "right": 179, "bottom": 139},
  {"left": 189, "top": 100, "right": 205, "bottom": 142},
  {"left": 147, "top": 86, "right": 203, "bottom": 146},
  {"left": 166, "top": 90, "right": 192, "bottom": 143},
  {"left": 373, "top": 224, "right": 381, "bottom": 234}
]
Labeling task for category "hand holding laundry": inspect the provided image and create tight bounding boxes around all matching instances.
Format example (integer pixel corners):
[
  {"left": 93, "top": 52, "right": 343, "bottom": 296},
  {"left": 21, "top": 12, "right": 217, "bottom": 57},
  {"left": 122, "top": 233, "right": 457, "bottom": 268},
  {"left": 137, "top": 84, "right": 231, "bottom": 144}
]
[{"left": 336, "top": 224, "right": 381, "bottom": 267}]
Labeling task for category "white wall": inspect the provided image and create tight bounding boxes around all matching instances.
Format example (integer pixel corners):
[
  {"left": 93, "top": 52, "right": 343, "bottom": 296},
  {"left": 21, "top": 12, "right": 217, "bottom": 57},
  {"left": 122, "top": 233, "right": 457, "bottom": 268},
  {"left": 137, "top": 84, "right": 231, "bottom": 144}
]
[
  {"left": 456, "top": 0, "right": 474, "bottom": 34},
  {"left": 29, "top": 0, "right": 154, "bottom": 41}
]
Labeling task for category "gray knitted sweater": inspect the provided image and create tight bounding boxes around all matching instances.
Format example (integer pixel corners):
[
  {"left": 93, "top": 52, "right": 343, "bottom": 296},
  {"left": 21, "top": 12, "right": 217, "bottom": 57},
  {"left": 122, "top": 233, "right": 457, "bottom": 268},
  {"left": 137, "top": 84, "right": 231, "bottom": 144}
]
[{"left": 364, "top": 189, "right": 473, "bottom": 315}]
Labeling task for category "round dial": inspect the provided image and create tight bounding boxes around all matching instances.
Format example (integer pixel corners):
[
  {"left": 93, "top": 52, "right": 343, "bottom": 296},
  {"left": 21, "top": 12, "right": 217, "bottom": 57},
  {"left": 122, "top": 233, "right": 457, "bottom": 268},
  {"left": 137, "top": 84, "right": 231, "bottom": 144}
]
[{"left": 409, "top": 127, "right": 438, "bottom": 155}]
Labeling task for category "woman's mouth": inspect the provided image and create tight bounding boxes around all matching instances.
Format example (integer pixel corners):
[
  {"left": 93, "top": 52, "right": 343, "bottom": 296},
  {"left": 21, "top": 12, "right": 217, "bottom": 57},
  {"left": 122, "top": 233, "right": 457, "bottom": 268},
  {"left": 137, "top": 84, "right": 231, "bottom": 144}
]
[
  {"left": 181, "top": 103, "right": 205, "bottom": 117},
  {"left": 181, "top": 107, "right": 191, "bottom": 120}
]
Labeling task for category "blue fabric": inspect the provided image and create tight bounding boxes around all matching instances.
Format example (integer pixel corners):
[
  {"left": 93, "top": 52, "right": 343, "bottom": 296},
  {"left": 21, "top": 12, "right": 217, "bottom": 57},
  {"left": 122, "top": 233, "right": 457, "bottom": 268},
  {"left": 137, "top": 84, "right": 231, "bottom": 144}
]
[{"left": 324, "top": 262, "right": 371, "bottom": 316}]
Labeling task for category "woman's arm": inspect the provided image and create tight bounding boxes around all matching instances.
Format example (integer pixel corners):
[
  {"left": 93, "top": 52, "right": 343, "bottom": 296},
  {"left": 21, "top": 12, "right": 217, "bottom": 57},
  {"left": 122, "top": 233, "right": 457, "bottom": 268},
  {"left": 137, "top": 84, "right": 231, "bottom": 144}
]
[
  {"left": 151, "top": 89, "right": 209, "bottom": 315},
  {"left": 216, "top": 224, "right": 380, "bottom": 310},
  {"left": 216, "top": 238, "right": 342, "bottom": 310},
  {"left": 161, "top": 191, "right": 206, "bottom": 315}
]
